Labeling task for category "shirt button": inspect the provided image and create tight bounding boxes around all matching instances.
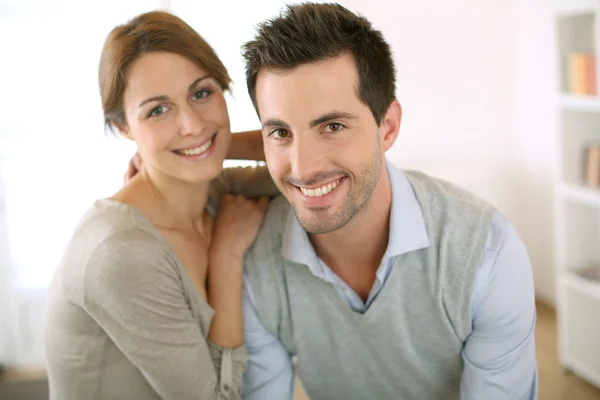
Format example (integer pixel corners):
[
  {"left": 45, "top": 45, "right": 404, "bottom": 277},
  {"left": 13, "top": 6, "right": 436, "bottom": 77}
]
[{"left": 223, "top": 384, "right": 230, "bottom": 392}]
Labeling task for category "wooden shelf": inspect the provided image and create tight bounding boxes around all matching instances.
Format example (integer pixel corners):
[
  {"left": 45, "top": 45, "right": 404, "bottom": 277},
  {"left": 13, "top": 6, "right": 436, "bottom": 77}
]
[
  {"left": 561, "top": 183, "right": 600, "bottom": 207},
  {"left": 560, "top": 94, "right": 600, "bottom": 112},
  {"left": 554, "top": 0, "right": 597, "bottom": 17}
]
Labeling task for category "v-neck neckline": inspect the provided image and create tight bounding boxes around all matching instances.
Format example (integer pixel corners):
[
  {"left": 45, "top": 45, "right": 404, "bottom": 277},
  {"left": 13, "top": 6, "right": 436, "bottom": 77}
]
[{"left": 297, "top": 253, "right": 406, "bottom": 322}]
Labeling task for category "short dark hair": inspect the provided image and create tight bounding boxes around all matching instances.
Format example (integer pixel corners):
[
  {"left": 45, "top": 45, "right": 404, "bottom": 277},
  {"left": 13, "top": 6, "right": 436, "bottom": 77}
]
[{"left": 242, "top": 2, "right": 396, "bottom": 125}]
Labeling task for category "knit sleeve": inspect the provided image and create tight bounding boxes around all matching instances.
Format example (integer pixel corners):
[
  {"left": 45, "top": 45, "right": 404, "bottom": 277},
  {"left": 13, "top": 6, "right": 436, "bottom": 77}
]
[
  {"left": 207, "top": 342, "right": 248, "bottom": 398},
  {"left": 82, "top": 227, "right": 245, "bottom": 400}
]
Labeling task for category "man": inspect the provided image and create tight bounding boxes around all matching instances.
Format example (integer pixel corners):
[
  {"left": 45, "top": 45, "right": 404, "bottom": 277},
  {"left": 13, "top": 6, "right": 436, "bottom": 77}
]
[{"left": 240, "top": 3, "right": 537, "bottom": 400}]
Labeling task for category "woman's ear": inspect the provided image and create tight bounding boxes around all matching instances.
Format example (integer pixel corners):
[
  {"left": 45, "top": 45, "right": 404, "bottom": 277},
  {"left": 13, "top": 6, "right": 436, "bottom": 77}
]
[
  {"left": 115, "top": 121, "right": 132, "bottom": 140},
  {"left": 380, "top": 101, "right": 402, "bottom": 152}
]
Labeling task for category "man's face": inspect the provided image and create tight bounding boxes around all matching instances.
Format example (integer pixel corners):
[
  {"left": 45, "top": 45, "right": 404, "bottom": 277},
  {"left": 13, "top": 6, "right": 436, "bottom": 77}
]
[{"left": 255, "top": 54, "right": 385, "bottom": 234}]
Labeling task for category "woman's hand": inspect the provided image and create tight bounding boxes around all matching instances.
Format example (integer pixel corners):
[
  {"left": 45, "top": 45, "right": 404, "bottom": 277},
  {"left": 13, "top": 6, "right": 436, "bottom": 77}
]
[
  {"left": 210, "top": 195, "right": 269, "bottom": 260},
  {"left": 123, "top": 153, "right": 142, "bottom": 184}
]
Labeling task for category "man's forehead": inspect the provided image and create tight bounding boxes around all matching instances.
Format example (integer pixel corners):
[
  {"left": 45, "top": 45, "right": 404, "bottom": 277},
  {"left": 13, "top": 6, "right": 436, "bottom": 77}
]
[
  {"left": 255, "top": 56, "right": 361, "bottom": 124},
  {"left": 256, "top": 54, "right": 358, "bottom": 86}
]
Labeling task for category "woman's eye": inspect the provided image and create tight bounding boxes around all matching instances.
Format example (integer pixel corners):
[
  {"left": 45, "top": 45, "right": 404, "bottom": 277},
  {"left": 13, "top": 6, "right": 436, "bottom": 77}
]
[
  {"left": 324, "top": 123, "right": 345, "bottom": 133},
  {"left": 148, "top": 105, "right": 168, "bottom": 118},
  {"left": 193, "top": 89, "right": 211, "bottom": 100},
  {"left": 270, "top": 129, "right": 290, "bottom": 139}
]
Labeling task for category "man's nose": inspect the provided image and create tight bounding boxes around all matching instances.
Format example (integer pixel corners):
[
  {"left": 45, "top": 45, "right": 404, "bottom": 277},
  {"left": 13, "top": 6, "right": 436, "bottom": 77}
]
[{"left": 289, "top": 135, "right": 322, "bottom": 183}]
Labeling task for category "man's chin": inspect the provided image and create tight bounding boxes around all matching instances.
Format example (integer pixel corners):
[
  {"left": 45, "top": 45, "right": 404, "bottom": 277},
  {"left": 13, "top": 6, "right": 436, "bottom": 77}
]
[{"left": 294, "top": 210, "right": 345, "bottom": 235}]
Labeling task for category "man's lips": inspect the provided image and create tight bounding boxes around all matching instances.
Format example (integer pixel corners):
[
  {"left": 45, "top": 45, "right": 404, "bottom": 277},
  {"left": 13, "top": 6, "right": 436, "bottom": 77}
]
[{"left": 292, "top": 177, "right": 345, "bottom": 198}]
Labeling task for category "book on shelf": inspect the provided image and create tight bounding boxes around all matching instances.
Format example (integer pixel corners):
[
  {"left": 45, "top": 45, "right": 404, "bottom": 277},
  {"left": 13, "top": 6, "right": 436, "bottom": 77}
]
[
  {"left": 568, "top": 53, "right": 597, "bottom": 95},
  {"left": 583, "top": 143, "right": 600, "bottom": 188}
]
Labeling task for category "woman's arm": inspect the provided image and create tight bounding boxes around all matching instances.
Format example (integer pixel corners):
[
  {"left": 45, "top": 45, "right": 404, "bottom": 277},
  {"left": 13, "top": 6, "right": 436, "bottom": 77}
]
[
  {"left": 83, "top": 228, "right": 243, "bottom": 399},
  {"left": 213, "top": 165, "right": 279, "bottom": 201},
  {"left": 210, "top": 130, "right": 279, "bottom": 200},
  {"left": 207, "top": 195, "right": 269, "bottom": 348},
  {"left": 203, "top": 195, "right": 269, "bottom": 397},
  {"left": 226, "top": 130, "right": 265, "bottom": 161}
]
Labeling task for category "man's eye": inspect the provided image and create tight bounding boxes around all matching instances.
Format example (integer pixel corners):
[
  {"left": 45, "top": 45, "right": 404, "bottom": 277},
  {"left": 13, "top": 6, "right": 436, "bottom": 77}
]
[
  {"left": 324, "top": 123, "right": 345, "bottom": 133},
  {"left": 193, "top": 89, "right": 211, "bottom": 100},
  {"left": 270, "top": 129, "right": 290, "bottom": 139},
  {"left": 148, "top": 105, "right": 168, "bottom": 118}
]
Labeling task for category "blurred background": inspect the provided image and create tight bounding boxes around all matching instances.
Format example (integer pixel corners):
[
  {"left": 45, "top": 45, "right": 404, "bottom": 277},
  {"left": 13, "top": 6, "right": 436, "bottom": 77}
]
[{"left": 0, "top": 0, "right": 599, "bottom": 399}]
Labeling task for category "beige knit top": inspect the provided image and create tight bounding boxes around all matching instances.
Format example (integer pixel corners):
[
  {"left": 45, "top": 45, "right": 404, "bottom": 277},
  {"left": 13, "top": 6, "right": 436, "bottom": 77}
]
[{"left": 44, "top": 166, "right": 277, "bottom": 400}]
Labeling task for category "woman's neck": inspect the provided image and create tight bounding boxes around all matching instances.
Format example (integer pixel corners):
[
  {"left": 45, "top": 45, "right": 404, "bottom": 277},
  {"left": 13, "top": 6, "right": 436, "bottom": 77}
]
[{"left": 115, "top": 166, "right": 212, "bottom": 234}]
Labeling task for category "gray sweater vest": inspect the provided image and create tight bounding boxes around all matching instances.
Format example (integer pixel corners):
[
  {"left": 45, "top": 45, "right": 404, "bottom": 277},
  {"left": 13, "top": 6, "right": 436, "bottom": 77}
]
[{"left": 245, "top": 170, "right": 494, "bottom": 400}]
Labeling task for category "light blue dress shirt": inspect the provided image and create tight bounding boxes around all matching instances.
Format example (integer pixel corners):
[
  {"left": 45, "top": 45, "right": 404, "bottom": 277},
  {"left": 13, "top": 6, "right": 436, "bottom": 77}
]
[{"left": 242, "top": 162, "right": 538, "bottom": 399}]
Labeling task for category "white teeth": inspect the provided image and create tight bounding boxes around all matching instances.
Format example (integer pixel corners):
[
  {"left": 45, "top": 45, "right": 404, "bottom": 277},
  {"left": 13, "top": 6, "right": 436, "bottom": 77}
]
[
  {"left": 179, "top": 138, "right": 212, "bottom": 156},
  {"left": 300, "top": 179, "right": 341, "bottom": 197}
]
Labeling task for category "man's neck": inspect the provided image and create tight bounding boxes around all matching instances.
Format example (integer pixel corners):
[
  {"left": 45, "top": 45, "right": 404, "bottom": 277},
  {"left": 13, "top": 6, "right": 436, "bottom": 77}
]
[{"left": 309, "top": 165, "right": 392, "bottom": 299}]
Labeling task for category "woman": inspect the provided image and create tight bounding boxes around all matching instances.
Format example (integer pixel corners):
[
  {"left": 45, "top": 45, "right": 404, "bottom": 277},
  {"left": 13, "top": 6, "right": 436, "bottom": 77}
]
[{"left": 44, "top": 10, "right": 277, "bottom": 400}]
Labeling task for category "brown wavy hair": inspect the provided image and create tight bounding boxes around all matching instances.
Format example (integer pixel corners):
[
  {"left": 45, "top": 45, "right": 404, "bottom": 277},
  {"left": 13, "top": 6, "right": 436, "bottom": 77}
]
[{"left": 99, "top": 11, "right": 231, "bottom": 132}]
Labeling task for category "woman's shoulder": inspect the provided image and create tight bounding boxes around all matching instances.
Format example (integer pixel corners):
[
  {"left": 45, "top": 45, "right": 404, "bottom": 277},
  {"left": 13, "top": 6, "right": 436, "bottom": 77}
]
[
  {"left": 53, "top": 199, "right": 176, "bottom": 298},
  {"left": 76, "top": 198, "right": 152, "bottom": 233},
  {"left": 83, "top": 198, "right": 172, "bottom": 258}
]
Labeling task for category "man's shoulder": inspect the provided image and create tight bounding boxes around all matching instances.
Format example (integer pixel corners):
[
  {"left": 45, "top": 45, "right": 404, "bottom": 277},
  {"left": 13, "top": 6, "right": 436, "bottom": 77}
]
[
  {"left": 403, "top": 169, "right": 497, "bottom": 215},
  {"left": 244, "top": 195, "right": 291, "bottom": 312},
  {"left": 401, "top": 170, "right": 499, "bottom": 262},
  {"left": 247, "top": 194, "right": 290, "bottom": 259},
  {"left": 262, "top": 194, "right": 292, "bottom": 231},
  {"left": 266, "top": 193, "right": 292, "bottom": 212}
]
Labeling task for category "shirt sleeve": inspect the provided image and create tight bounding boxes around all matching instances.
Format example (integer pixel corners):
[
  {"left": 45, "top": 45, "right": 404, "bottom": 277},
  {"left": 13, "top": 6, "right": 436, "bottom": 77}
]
[
  {"left": 461, "top": 212, "right": 538, "bottom": 400},
  {"left": 241, "top": 273, "right": 295, "bottom": 400},
  {"left": 82, "top": 228, "right": 245, "bottom": 400}
]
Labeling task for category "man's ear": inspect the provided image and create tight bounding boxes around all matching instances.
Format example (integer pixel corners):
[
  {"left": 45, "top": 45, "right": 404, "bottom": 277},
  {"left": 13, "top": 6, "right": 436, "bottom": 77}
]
[{"left": 380, "top": 101, "right": 402, "bottom": 152}]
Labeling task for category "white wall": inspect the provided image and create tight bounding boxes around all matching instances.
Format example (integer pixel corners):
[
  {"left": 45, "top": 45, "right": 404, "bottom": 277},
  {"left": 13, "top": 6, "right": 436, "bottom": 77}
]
[
  {"left": 0, "top": 0, "right": 168, "bottom": 367},
  {"left": 169, "top": 0, "right": 317, "bottom": 133},
  {"left": 342, "top": 0, "right": 521, "bottom": 214},
  {"left": 0, "top": 0, "right": 558, "bottom": 367},
  {"left": 341, "top": 0, "right": 557, "bottom": 304},
  {"left": 0, "top": 167, "right": 16, "bottom": 366},
  {"left": 512, "top": 0, "right": 559, "bottom": 305},
  {"left": 0, "top": 0, "right": 321, "bottom": 368}
]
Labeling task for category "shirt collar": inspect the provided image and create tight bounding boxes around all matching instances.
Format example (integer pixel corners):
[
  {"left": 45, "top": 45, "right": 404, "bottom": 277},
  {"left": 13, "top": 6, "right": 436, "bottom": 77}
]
[{"left": 281, "top": 159, "right": 430, "bottom": 266}]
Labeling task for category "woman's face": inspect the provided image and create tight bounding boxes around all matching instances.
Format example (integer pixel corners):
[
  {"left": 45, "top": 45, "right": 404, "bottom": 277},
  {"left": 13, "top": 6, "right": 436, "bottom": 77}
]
[{"left": 121, "top": 51, "right": 231, "bottom": 184}]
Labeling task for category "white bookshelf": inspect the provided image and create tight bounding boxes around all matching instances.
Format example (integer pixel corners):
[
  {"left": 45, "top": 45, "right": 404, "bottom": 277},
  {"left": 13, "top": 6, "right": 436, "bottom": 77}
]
[
  {"left": 561, "top": 183, "right": 600, "bottom": 206},
  {"left": 554, "top": 0, "right": 600, "bottom": 390},
  {"left": 560, "top": 93, "right": 600, "bottom": 111}
]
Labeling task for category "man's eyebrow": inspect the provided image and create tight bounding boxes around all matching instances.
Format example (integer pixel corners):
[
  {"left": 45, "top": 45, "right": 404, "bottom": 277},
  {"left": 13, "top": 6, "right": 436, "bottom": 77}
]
[
  {"left": 261, "top": 112, "right": 358, "bottom": 130},
  {"left": 262, "top": 118, "right": 292, "bottom": 130},
  {"left": 138, "top": 75, "right": 211, "bottom": 108},
  {"left": 309, "top": 112, "right": 358, "bottom": 128}
]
